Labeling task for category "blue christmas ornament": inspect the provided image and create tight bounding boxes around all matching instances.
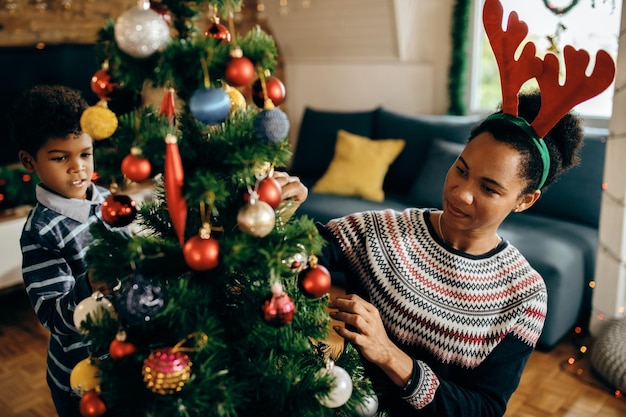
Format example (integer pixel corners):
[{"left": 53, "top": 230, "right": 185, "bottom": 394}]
[
  {"left": 189, "top": 87, "right": 231, "bottom": 124},
  {"left": 114, "top": 272, "right": 166, "bottom": 326},
  {"left": 254, "top": 108, "right": 290, "bottom": 143}
]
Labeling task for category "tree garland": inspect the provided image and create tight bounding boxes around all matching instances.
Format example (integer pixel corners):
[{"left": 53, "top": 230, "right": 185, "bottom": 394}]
[
  {"left": 447, "top": 0, "right": 471, "bottom": 115},
  {"left": 542, "top": 0, "right": 580, "bottom": 15}
]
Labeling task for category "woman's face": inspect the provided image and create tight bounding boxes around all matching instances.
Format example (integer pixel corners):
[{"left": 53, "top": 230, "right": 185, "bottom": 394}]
[{"left": 441, "top": 132, "right": 538, "bottom": 236}]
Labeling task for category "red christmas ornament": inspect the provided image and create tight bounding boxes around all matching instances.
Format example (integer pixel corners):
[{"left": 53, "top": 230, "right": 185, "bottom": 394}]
[
  {"left": 205, "top": 20, "right": 231, "bottom": 42},
  {"left": 101, "top": 194, "right": 137, "bottom": 228},
  {"left": 79, "top": 389, "right": 107, "bottom": 417},
  {"left": 298, "top": 264, "right": 331, "bottom": 298},
  {"left": 252, "top": 76, "right": 286, "bottom": 108},
  {"left": 244, "top": 176, "right": 282, "bottom": 209},
  {"left": 91, "top": 69, "right": 116, "bottom": 100},
  {"left": 183, "top": 233, "right": 220, "bottom": 272},
  {"left": 121, "top": 152, "right": 152, "bottom": 183},
  {"left": 164, "top": 134, "right": 187, "bottom": 245},
  {"left": 261, "top": 282, "right": 295, "bottom": 326},
  {"left": 225, "top": 56, "right": 255, "bottom": 87},
  {"left": 109, "top": 333, "right": 137, "bottom": 360}
]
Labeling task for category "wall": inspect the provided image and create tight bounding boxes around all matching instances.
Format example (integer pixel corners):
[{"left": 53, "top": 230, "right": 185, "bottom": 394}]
[
  {"left": 590, "top": 3, "right": 626, "bottom": 331},
  {"left": 259, "top": 0, "right": 455, "bottom": 142}
]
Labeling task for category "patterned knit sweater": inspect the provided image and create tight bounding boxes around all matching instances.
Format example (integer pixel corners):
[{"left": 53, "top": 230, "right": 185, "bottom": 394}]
[{"left": 319, "top": 208, "right": 547, "bottom": 417}]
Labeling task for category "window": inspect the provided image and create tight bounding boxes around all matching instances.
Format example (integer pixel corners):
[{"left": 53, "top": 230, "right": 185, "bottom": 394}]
[{"left": 470, "top": 0, "right": 622, "bottom": 121}]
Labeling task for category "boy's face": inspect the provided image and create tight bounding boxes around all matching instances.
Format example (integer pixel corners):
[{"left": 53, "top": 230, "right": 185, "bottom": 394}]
[{"left": 20, "top": 133, "right": 94, "bottom": 200}]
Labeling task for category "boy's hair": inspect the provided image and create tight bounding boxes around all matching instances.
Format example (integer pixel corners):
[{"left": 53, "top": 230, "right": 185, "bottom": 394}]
[{"left": 8, "top": 85, "right": 89, "bottom": 159}]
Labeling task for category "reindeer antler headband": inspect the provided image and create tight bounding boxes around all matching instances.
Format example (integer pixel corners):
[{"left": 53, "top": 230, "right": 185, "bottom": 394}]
[{"left": 482, "top": 0, "right": 616, "bottom": 189}]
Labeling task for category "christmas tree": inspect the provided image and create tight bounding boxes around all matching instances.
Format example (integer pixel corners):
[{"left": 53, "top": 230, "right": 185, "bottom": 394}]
[{"left": 71, "top": 1, "right": 375, "bottom": 416}]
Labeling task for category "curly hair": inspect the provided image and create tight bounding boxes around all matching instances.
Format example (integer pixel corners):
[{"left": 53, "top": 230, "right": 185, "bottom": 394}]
[
  {"left": 8, "top": 84, "right": 89, "bottom": 159},
  {"left": 469, "top": 89, "right": 584, "bottom": 194}
]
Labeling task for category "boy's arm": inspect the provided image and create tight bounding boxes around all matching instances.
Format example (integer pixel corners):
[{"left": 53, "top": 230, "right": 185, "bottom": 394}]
[{"left": 20, "top": 223, "right": 93, "bottom": 336}]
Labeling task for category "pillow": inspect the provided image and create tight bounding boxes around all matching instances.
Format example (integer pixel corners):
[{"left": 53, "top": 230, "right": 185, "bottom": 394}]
[
  {"left": 290, "top": 107, "right": 380, "bottom": 181},
  {"left": 407, "top": 139, "right": 465, "bottom": 208},
  {"left": 312, "top": 130, "right": 405, "bottom": 202}
]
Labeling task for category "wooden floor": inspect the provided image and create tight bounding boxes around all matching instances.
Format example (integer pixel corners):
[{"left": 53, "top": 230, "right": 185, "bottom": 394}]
[{"left": 1, "top": 285, "right": 625, "bottom": 417}]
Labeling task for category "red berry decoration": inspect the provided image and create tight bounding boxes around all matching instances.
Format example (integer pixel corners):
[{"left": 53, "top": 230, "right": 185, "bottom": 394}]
[
  {"left": 183, "top": 225, "right": 220, "bottom": 271},
  {"left": 109, "top": 331, "right": 137, "bottom": 360},
  {"left": 91, "top": 69, "right": 116, "bottom": 100},
  {"left": 225, "top": 55, "right": 255, "bottom": 87},
  {"left": 101, "top": 194, "right": 137, "bottom": 228},
  {"left": 299, "top": 262, "right": 331, "bottom": 298},
  {"left": 79, "top": 389, "right": 107, "bottom": 417},
  {"left": 121, "top": 151, "right": 152, "bottom": 183},
  {"left": 252, "top": 76, "right": 286, "bottom": 108},
  {"left": 261, "top": 282, "right": 295, "bottom": 326}
]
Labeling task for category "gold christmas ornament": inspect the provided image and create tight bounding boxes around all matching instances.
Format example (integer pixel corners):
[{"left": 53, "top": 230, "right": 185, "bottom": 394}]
[
  {"left": 70, "top": 358, "right": 101, "bottom": 396},
  {"left": 224, "top": 83, "right": 246, "bottom": 114},
  {"left": 80, "top": 100, "right": 119, "bottom": 140}
]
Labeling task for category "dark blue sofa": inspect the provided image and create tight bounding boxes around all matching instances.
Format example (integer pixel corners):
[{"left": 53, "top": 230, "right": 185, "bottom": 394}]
[{"left": 290, "top": 107, "right": 607, "bottom": 351}]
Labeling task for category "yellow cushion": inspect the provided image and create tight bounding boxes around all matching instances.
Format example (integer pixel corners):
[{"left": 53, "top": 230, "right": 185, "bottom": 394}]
[{"left": 312, "top": 130, "right": 405, "bottom": 202}]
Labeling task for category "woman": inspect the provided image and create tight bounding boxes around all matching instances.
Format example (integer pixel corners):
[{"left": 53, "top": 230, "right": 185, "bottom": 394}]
[{"left": 277, "top": 90, "right": 584, "bottom": 416}]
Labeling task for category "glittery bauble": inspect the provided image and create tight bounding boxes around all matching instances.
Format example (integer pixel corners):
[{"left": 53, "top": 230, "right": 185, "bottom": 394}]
[
  {"left": 70, "top": 358, "right": 101, "bottom": 396},
  {"left": 101, "top": 194, "right": 137, "bottom": 228},
  {"left": 79, "top": 390, "right": 107, "bottom": 417},
  {"left": 261, "top": 290, "right": 296, "bottom": 326},
  {"left": 74, "top": 294, "right": 116, "bottom": 333},
  {"left": 189, "top": 87, "right": 231, "bottom": 124},
  {"left": 80, "top": 104, "right": 118, "bottom": 140},
  {"left": 205, "top": 21, "right": 231, "bottom": 42},
  {"left": 254, "top": 108, "right": 290, "bottom": 143},
  {"left": 316, "top": 363, "right": 353, "bottom": 408},
  {"left": 91, "top": 69, "right": 116, "bottom": 100},
  {"left": 183, "top": 235, "right": 220, "bottom": 271},
  {"left": 298, "top": 264, "right": 331, "bottom": 298},
  {"left": 224, "top": 84, "right": 247, "bottom": 114},
  {"left": 237, "top": 198, "right": 276, "bottom": 238},
  {"left": 114, "top": 6, "right": 171, "bottom": 58},
  {"left": 354, "top": 394, "right": 379, "bottom": 417},
  {"left": 252, "top": 76, "right": 286, "bottom": 108},
  {"left": 121, "top": 153, "right": 152, "bottom": 182},
  {"left": 114, "top": 273, "right": 165, "bottom": 326},
  {"left": 225, "top": 56, "right": 255, "bottom": 87},
  {"left": 143, "top": 348, "right": 192, "bottom": 395}
]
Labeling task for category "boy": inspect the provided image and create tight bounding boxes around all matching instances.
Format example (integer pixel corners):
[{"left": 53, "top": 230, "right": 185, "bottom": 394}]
[{"left": 8, "top": 85, "right": 122, "bottom": 417}]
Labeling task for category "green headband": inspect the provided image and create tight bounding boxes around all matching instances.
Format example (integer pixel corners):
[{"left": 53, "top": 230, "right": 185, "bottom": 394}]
[{"left": 484, "top": 113, "right": 550, "bottom": 190}]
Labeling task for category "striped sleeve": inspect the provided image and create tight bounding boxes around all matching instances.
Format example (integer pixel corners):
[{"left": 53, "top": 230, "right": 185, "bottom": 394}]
[{"left": 21, "top": 208, "right": 92, "bottom": 335}]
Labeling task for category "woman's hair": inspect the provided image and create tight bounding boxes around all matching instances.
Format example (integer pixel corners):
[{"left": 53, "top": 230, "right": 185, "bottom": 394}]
[
  {"left": 8, "top": 84, "right": 89, "bottom": 159},
  {"left": 469, "top": 89, "right": 585, "bottom": 194}
]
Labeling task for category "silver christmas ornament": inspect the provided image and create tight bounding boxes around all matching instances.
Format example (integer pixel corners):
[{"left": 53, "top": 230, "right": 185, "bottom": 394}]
[
  {"left": 237, "top": 193, "right": 276, "bottom": 238},
  {"left": 114, "top": 2, "right": 171, "bottom": 59}
]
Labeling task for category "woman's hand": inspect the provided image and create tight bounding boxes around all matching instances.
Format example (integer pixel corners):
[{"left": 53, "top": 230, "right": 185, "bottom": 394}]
[
  {"left": 272, "top": 171, "right": 308, "bottom": 220},
  {"left": 329, "top": 293, "right": 414, "bottom": 387}
]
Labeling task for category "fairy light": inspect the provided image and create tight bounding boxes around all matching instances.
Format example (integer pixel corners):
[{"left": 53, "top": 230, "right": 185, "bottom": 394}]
[{"left": 589, "top": 281, "right": 596, "bottom": 289}]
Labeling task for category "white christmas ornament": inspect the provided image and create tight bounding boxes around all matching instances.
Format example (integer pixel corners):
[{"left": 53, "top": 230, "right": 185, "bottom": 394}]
[
  {"left": 316, "top": 360, "right": 353, "bottom": 408},
  {"left": 73, "top": 292, "right": 116, "bottom": 333},
  {"left": 114, "top": 1, "right": 171, "bottom": 59},
  {"left": 354, "top": 394, "right": 379, "bottom": 417}
]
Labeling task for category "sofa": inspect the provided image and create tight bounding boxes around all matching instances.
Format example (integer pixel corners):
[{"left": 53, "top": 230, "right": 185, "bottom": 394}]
[{"left": 289, "top": 106, "right": 608, "bottom": 351}]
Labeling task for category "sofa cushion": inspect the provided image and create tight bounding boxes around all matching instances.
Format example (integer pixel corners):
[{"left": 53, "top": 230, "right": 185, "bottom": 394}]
[
  {"left": 312, "top": 130, "right": 405, "bottom": 202},
  {"left": 526, "top": 127, "right": 607, "bottom": 227},
  {"left": 406, "top": 139, "right": 465, "bottom": 209},
  {"left": 290, "top": 107, "right": 379, "bottom": 181},
  {"left": 375, "top": 108, "right": 480, "bottom": 194}
]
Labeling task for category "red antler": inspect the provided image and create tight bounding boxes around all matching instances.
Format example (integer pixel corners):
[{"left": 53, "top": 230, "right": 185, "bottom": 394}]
[
  {"left": 531, "top": 46, "right": 616, "bottom": 138},
  {"left": 483, "top": 0, "right": 543, "bottom": 116}
]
